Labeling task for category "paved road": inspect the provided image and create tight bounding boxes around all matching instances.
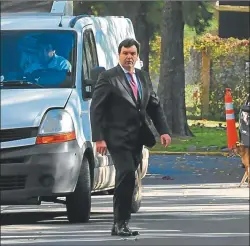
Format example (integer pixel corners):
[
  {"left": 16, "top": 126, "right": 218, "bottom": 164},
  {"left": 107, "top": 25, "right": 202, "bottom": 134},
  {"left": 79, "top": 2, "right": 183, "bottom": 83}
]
[
  {"left": 148, "top": 154, "right": 246, "bottom": 183},
  {"left": 1, "top": 155, "right": 249, "bottom": 246}
]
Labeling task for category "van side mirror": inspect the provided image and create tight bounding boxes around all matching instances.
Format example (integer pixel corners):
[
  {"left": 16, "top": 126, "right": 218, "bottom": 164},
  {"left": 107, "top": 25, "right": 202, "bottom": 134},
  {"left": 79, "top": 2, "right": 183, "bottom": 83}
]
[
  {"left": 83, "top": 66, "right": 106, "bottom": 99},
  {"left": 90, "top": 66, "right": 106, "bottom": 81}
]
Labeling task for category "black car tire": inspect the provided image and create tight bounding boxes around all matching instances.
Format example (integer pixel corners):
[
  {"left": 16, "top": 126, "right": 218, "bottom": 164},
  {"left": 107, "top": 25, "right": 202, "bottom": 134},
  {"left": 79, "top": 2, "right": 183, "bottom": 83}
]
[{"left": 66, "top": 156, "right": 91, "bottom": 223}]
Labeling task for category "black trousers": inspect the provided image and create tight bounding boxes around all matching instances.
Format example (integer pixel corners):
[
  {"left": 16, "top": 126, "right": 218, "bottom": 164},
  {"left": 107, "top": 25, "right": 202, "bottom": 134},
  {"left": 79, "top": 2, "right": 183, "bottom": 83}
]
[{"left": 109, "top": 147, "right": 142, "bottom": 223}]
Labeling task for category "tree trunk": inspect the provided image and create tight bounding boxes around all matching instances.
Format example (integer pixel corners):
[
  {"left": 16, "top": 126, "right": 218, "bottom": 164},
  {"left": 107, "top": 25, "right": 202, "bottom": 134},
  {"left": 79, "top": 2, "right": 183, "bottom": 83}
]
[
  {"left": 158, "top": 1, "right": 193, "bottom": 137},
  {"left": 134, "top": 2, "right": 150, "bottom": 72}
]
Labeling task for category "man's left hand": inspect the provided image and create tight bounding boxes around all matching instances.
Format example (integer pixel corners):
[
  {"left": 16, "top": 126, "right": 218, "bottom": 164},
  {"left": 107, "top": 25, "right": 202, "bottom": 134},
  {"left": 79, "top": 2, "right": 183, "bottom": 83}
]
[{"left": 160, "top": 134, "right": 171, "bottom": 147}]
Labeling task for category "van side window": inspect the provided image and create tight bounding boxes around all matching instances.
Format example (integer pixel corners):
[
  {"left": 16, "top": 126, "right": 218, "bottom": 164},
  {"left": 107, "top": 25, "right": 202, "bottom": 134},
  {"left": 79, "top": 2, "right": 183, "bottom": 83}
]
[
  {"left": 83, "top": 29, "right": 98, "bottom": 79},
  {"left": 83, "top": 31, "right": 92, "bottom": 79},
  {"left": 88, "top": 30, "right": 98, "bottom": 68},
  {"left": 82, "top": 44, "right": 88, "bottom": 80}
]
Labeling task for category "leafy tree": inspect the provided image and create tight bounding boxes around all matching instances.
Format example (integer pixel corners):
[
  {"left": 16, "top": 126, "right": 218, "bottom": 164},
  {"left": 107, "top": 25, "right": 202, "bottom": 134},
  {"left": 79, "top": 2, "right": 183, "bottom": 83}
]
[
  {"left": 74, "top": 1, "right": 164, "bottom": 72},
  {"left": 158, "top": 1, "right": 213, "bottom": 136}
]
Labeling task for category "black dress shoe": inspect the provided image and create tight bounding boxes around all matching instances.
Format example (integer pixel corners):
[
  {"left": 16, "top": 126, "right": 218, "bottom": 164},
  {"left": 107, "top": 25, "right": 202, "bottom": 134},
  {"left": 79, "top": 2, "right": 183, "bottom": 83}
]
[
  {"left": 111, "top": 223, "right": 118, "bottom": 236},
  {"left": 111, "top": 221, "right": 139, "bottom": 236}
]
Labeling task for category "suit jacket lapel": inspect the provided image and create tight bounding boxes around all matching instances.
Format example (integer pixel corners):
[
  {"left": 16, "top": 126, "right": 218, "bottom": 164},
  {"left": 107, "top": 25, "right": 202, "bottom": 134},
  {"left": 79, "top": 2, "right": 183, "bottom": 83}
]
[{"left": 116, "top": 65, "right": 137, "bottom": 106}]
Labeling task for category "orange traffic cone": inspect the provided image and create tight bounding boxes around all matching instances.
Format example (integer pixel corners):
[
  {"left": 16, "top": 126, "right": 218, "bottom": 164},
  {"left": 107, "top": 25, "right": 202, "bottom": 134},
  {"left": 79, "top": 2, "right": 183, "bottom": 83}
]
[{"left": 225, "top": 88, "right": 238, "bottom": 149}]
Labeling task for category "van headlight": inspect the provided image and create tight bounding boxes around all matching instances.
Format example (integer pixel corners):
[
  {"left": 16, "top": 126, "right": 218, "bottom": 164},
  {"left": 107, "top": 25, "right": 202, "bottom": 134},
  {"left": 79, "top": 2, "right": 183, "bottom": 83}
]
[{"left": 36, "top": 109, "right": 76, "bottom": 144}]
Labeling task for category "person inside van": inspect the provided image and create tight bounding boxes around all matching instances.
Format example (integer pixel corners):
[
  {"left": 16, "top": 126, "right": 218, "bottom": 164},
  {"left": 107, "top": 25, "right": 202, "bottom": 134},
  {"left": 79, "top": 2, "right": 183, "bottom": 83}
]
[{"left": 23, "top": 41, "right": 72, "bottom": 75}]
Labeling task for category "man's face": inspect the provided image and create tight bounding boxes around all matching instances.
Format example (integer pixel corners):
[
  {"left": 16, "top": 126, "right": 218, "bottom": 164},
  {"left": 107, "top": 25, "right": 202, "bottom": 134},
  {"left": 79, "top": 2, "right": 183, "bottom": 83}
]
[
  {"left": 119, "top": 45, "right": 138, "bottom": 70},
  {"left": 39, "top": 46, "right": 55, "bottom": 64}
]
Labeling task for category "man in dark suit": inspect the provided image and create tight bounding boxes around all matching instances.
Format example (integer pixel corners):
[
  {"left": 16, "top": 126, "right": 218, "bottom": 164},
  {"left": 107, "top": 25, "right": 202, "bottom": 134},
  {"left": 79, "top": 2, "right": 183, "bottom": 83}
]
[{"left": 90, "top": 38, "right": 171, "bottom": 236}]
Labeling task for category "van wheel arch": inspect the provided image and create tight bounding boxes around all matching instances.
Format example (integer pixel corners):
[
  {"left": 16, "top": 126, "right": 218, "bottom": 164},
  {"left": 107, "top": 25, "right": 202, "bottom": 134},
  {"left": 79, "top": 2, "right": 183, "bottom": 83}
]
[{"left": 83, "top": 146, "right": 95, "bottom": 189}]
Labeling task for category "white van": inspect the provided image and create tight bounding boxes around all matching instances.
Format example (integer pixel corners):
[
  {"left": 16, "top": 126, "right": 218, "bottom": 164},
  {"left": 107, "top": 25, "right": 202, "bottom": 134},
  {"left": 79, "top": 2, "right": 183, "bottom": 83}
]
[{"left": 0, "top": 1, "right": 149, "bottom": 223}]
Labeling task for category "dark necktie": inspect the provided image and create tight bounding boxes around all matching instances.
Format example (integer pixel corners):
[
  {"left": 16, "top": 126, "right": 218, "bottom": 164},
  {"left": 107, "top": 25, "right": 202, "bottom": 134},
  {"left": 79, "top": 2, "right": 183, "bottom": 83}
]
[{"left": 128, "top": 72, "right": 138, "bottom": 100}]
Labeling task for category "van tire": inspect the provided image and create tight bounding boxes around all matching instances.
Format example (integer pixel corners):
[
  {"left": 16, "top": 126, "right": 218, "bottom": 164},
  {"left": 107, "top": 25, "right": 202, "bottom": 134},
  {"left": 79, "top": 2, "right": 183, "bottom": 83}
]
[
  {"left": 66, "top": 156, "right": 91, "bottom": 223},
  {"left": 131, "top": 169, "right": 142, "bottom": 213}
]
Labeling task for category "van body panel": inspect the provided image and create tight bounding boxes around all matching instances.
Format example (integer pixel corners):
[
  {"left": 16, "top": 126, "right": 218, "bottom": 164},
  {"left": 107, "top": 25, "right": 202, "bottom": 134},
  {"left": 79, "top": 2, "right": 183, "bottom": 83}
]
[
  {"left": 0, "top": 15, "right": 74, "bottom": 30},
  {"left": 0, "top": 11, "right": 149, "bottom": 206},
  {"left": 1, "top": 89, "right": 72, "bottom": 130}
]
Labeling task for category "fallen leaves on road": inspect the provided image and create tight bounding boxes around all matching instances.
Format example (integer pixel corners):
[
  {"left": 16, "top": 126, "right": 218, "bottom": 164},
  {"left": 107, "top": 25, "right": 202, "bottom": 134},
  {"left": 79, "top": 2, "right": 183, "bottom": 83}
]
[{"left": 162, "top": 175, "right": 175, "bottom": 180}]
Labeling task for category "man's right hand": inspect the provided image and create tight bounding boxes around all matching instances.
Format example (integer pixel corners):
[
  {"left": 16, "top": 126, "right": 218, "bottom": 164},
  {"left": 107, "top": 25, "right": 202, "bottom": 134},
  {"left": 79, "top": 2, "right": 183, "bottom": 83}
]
[{"left": 96, "top": 140, "right": 107, "bottom": 155}]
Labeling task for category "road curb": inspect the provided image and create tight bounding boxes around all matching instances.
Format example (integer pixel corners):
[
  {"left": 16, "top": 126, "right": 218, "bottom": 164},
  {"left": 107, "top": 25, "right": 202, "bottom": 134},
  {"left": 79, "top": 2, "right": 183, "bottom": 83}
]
[{"left": 149, "top": 151, "right": 229, "bottom": 156}]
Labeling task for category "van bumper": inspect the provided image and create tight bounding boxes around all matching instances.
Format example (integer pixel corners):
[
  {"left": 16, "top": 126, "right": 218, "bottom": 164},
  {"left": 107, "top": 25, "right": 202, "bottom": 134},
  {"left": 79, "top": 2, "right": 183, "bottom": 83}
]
[{"left": 0, "top": 140, "right": 82, "bottom": 205}]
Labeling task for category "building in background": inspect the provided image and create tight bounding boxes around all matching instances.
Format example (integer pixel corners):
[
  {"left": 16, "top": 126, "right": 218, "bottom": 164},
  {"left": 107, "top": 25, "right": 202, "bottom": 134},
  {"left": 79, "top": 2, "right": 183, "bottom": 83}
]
[{"left": 217, "top": 1, "right": 249, "bottom": 39}]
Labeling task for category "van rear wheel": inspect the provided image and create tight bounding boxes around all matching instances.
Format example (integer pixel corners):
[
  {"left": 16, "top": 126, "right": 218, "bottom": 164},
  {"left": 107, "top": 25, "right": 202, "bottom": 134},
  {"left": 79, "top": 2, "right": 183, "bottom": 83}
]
[
  {"left": 66, "top": 156, "right": 91, "bottom": 223},
  {"left": 131, "top": 169, "right": 142, "bottom": 213}
]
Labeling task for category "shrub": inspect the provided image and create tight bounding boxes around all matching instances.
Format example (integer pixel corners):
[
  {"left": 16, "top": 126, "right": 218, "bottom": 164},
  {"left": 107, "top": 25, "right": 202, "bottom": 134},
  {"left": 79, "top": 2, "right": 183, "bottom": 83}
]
[
  {"left": 149, "top": 33, "right": 250, "bottom": 121},
  {"left": 193, "top": 34, "right": 249, "bottom": 120}
]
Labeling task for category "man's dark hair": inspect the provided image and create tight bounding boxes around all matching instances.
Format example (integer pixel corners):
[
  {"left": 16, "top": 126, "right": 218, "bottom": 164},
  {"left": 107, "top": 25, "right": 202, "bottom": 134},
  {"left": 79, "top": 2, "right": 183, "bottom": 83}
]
[
  {"left": 118, "top": 38, "right": 140, "bottom": 55},
  {"left": 37, "top": 40, "right": 54, "bottom": 51}
]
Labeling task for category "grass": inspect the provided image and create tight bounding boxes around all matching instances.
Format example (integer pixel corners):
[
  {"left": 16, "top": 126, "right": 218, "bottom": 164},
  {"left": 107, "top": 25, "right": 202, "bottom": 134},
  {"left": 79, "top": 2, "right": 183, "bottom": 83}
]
[{"left": 150, "top": 120, "right": 230, "bottom": 153}]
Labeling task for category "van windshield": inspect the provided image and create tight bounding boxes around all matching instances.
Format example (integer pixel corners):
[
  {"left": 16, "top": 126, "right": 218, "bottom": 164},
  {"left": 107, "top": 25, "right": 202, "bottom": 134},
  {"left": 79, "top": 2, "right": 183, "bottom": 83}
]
[{"left": 0, "top": 30, "right": 76, "bottom": 89}]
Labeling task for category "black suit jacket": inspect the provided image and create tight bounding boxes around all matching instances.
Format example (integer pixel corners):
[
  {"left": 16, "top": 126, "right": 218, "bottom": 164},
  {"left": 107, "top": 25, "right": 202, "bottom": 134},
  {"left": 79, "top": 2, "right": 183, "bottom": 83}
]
[{"left": 90, "top": 65, "right": 169, "bottom": 151}]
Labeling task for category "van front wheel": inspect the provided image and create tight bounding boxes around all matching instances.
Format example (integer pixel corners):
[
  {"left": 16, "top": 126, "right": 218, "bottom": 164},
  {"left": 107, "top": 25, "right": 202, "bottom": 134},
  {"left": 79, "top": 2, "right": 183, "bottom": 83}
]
[{"left": 66, "top": 156, "right": 91, "bottom": 223}]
